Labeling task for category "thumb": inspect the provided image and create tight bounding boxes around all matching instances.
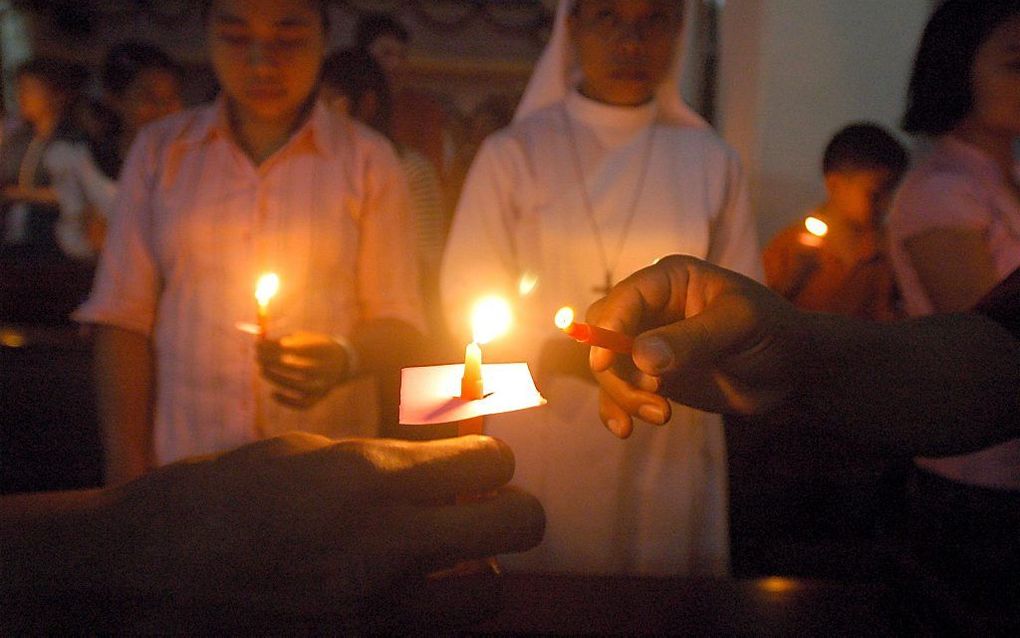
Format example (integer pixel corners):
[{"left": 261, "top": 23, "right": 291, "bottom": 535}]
[{"left": 631, "top": 292, "right": 756, "bottom": 376}]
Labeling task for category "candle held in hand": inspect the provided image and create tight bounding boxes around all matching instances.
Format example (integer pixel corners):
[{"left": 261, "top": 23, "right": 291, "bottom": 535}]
[
  {"left": 254, "top": 273, "right": 280, "bottom": 338},
  {"left": 555, "top": 306, "right": 633, "bottom": 354},
  {"left": 460, "top": 296, "right": 513, "bottom": 400}
]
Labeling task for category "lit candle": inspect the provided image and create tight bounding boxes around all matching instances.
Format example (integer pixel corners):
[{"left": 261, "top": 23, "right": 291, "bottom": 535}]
[
  {"left": 254, "top": 272, "right": 280, "bottom": 338},
  {"left": 555, "top": 306, "right": 633, "bottom": 354},
  {"left": 461, "top": 296, "right": 513, "bottom": 401},
  {"left": 799, "top": 216, "right": 829, "bottom": 248}
]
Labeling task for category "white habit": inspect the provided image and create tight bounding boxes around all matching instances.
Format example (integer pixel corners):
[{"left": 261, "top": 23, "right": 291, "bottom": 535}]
[{"left": 441, "top": 1, "right": 762, "bottom": 576}]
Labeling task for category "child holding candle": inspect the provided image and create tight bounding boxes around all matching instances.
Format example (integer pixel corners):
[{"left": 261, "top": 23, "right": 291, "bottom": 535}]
[
  {"left": 76, "top": 0, "right": 424, "bottom": 483},
  {"left": 441, "top": 0, "right": 761, "bottom": 577},
  {"left": 763, "top": 123, "right": 907, "bottom": 321}
]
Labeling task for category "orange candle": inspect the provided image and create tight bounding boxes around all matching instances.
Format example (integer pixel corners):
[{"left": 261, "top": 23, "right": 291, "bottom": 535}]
[
  {"left": 555, "top": 306, "right": 633, "bottom": 354},
  {"left": 461, "top": 341, "right": 484, "bottom": 400}
]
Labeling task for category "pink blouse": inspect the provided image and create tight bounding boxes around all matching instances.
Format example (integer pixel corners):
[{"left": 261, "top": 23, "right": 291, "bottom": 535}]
[{"left": 887, "top": 135, "right": 1020, "bottom": 490}]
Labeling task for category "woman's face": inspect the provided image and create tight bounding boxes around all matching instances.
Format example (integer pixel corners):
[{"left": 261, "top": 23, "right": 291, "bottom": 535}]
[
  {"left": 206, "top": 0, "right": 325, "bottom": 124},
  {"left": 568, "top": 0, "right": 683, "bottom": 107},
  {"left": 17, "top": 74, "right": 59, "bottom": 125},
  {"left": 115, "top": 67, "right": 184, "bottom": 133},
  {"left": 963, "top": 13, "right": 1020, "bottom": 138}
]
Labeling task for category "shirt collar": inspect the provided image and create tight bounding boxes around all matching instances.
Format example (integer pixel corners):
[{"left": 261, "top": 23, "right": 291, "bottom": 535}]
[{"left": 177, "top": 95, "right": 332, "bottom": 158}]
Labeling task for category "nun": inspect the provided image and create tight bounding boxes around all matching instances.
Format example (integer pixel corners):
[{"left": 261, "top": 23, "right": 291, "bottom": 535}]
[{"left": 441, "top": 0, "right": 762, "bottom": 576}]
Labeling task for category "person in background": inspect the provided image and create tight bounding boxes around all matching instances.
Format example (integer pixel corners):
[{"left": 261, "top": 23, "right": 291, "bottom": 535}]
[
  {"left": 0, "top": 58, "right": 90, "bottom": 260},
  {"left": 442, "top": 0, "right": 761, "bottom": 577},
  {"left": 320, "top": 47, "right": 450, "bottom": 355},
  {"left": 884, "top": 0, "right": 1020, "bottom": 629},
  {"left": 76, "top": 0, "right": 424, "bottom": 484},
  {"left": 764, "top": 122, "right": 908, "bottom": 321},
  {"left": 48, "top": 42, "right": 186, "bottom": 256},
  {"left": 355, "top": 11, "right": 450, "bottom": 191},
  {"left": 93, "top": 41, "right": 185, "bottom": 181}
]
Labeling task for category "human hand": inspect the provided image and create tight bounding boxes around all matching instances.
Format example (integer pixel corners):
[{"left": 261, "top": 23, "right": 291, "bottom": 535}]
[
  {"left": 257, "top": 330, "right": 352, "bottom": 409},
  {"left": 99, "top": 433, "right": 544, "bottom": 619},
  {"left": 587, "top": 255, "right": 802, "bottom": 438}
]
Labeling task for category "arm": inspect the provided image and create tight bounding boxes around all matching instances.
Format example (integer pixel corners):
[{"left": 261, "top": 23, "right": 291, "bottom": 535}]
[
  {"left": 588, "top": 255, "right": 1020, "bottom": 456},
  {"left": 904, "top": 227, "right": 998, "bottom": 312},
  {"left": 1, "top": 433, "right": 544, "bottom": 626},
  {"left": 93, "top": 325, "right": 154, "bottom": 484}
]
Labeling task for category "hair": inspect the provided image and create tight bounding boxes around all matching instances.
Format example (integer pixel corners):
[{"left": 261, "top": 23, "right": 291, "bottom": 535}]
[
  {"left": 15, "top": 57, "right": 89, "bottom": 105},
  {"left": 201, "top": 0, "right": 330, "bottom": 31},
  {"left": 822, "top": 123, "right": 908, "bottom": 176},
  {"left": 320, "top": 47, "right": 392, "bottom": 136},
  {"left": 902, "top": 0, "right": 1020, "bottom": 135},
  {"left": 569, "top": 0, "right": 684, "bottom": 20},
  {"left": 101, "top": 41, "right": 182, "bottom": 97},
  {"left": 354, "top": 12, "right": 409, "bottom": 48}
]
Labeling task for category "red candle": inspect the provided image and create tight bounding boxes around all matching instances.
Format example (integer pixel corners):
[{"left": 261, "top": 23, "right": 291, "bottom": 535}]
[{"left": 554, "top": 307, "right": 633, "bottom": 354}]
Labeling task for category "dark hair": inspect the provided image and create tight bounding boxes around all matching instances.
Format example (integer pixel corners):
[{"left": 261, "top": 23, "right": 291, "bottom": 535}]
[
  {"left": 822, "top": 123, "right": 908, "bottom": 176},
  {"left": 902, "top": 0, "right": 1020, "bottom": 135},
  {"left": 320, "top": 47, "right": 392, "bottom": 136},
  {"left": 201, "top": 0, "right": 329, "bottom": 31},
  {"left": 101, "top": 41, "right": 182, "bottom": 97},
  {"left": 16, "top": 57, "right": 89, "bottom": 105},
  {"left": 354, "top": 12, "right": 409, "bottom": 48}
]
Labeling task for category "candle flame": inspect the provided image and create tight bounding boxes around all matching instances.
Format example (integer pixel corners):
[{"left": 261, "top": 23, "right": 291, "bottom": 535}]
[
  {"left": 471, "top": 296, "right": 512, "bottom": 344},
  {"left": 518, "top": 272, "right": 539, "bottom": 297},
  {"left": 255, "top": 273, "right": 280, "bottom": 307},
  {"left": 554, "top": 306, "right": 575, "bottom": 330},
  {"left": 804, "top": 216, "right": 829, "bottom": 238}
]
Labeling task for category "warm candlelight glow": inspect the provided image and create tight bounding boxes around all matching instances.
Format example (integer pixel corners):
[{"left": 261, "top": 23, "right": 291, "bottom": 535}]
[
  {"left": 471, "top": 296, "right": 512, "bottom": 344},
  {"left": 255, "top": 272, "right": 280, "bottom": 337},
  {"left": 518, "top": 272, "right": 539, "bottom": 297},
  {"left": 554, "top": 306, "right": 633, "bottom": 354},
  {"left": 804, "top": 216, "right": 829, "bottom": 238},
  {"left": 460, "top": 296, "right": 513, "bottom": 400},
  {"left": 554, "top": 306, "right": 575, "bottom": 330}
]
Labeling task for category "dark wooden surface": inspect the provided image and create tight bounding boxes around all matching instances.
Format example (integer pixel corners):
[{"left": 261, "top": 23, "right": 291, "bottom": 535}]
[{"left": 1, "top": 573, "right": 903, "bottom": 635}]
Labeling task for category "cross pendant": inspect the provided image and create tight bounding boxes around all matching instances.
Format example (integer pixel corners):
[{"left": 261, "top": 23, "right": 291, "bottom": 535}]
[{"left": 593, "top": 271, "right": 613, "bottom": 296}]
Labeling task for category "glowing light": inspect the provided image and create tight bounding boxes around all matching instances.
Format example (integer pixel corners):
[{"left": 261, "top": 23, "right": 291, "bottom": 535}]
[
  {"left": 255, "top": 273, "right": 280, "bottom": 307},
  {"left": 804, "top": 216, "right": 829, "bottom": 238},
  {"left": 554, "top": 306, "right": 575, "bottom": 330},
  {"left": 759, "top": 576, "right": 797, "bottom": 594},
  {"left": 471, "top": 296, "right": 512, "bottom": 345},
  {"left": 0, "top": 328, "right": 26, "bottom": 348},
  {"left": 518, "top": 272, "right": 539, "bottom": 297}
]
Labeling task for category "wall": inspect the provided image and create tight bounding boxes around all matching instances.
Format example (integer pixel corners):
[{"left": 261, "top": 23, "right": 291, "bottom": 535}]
[{"left": 717, "top": 0, "right": 932, "bottom": 244}]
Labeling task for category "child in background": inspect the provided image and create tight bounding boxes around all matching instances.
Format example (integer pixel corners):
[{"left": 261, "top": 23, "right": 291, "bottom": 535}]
[{"left": 763, "top": 122, "right": 907, "bottom": 321}]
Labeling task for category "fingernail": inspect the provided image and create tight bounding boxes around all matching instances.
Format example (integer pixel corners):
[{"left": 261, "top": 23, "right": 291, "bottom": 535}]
[
  {"left": 607, "top": 419, "right": 622, "bottom": 436},
  {"left": 638, "top": 404, "right": 666, "bottom": 424},
  {"left": 636, "top": 337, "right": 674, "bottom": 373}
]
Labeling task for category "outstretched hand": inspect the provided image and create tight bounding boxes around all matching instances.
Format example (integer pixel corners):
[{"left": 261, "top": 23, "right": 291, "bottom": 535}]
[
  {"left": 99, "top": 433, "right": 544, "bottom": 616},
  {"left": 257, "top": 331, "right": 351, "bottom": 409},
  {"left": 587, "top": 255, "right": 802, "bottom": 438}
]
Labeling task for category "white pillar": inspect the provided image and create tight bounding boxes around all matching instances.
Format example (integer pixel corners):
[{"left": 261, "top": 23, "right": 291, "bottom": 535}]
[{"left": 716, "top": 0, "right": 931, "bottom": 244}]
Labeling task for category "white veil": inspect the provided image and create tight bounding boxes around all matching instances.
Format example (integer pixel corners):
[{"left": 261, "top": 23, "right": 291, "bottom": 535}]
[{"left": 514, "top": 0, "right": 708, "bottom": 128}]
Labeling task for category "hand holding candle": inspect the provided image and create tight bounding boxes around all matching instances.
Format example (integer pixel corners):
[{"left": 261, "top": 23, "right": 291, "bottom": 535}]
[
  {"left": 555, "top": 306, "right": 633, "bottom": 354},
  {"left": 254, "top": 272, "right": 280, "bottom": 338}
]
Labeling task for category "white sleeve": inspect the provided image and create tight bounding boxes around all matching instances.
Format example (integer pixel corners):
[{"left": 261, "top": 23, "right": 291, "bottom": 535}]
[
  {"left": 440, "top": 135, "right": 525, "bottom": 344},
  {"left": 705, "top": 146, "right": 764, "bottom": 282},
  {"left": 44, "top": 141, "right": 94, "bottom": 260}
]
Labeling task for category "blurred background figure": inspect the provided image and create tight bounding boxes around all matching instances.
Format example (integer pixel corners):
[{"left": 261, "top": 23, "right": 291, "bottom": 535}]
[
  {"left": 93, "top": 41, "right": 184, "bottom": 181},
  {"left": 355, "top": 11, "right": 450, "bottom": 196},
  {"left": 443, "top": 93, "right": 516, "bottom": 212},
  {"left": 885, "top": 0, "right": 1020, "bottom": 631},
  {"left": 0, "top": 57, "right": 89, "bottom": 260},
  {"left": 321, "top": 47, "right": 449, "bottom": 354},
  {"left": 764, "top": 122, "right": 908, "bottom": 321}
]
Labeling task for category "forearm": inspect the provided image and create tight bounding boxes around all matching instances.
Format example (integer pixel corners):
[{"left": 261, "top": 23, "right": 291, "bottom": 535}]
[
  {"left": 796, "top": 311, "right": 1020, "bottom": 456},
  {"left": 93, "top": 326, "right": 155, "bottom": 484}
]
